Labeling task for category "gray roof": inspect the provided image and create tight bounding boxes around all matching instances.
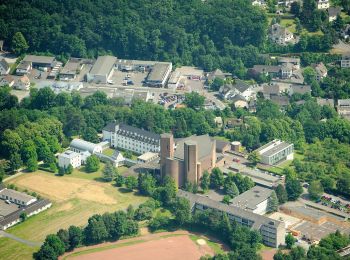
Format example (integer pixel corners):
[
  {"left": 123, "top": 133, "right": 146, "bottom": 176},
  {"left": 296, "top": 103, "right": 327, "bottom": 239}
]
[
  {"left": 338, "top": 99, "right": 350, "bottom": 107},
  {"left": 60, "top": 58, "right": 82, "bottom": 75},
  {"left": 178, "top": 190, "right": 283, "bottom": 230},
  {"left": 278, "top": 57, "right": 300, "bottom": 64},
  {"left": 317, "top": 98, "right": 334, "bottom": 107},
  {"left": 0, "top": 189, "right": 36, "bottom": 204},
  {"left": 328, "top": 7, "right": 341, "bottom": 17},
  {"left": 59, "top": 150, "right": 80, "bottom": 159},
  {"left": 174, "top": 135, "right": 215, "bottom": 160},
  {"left": 0, "top": 184, "right": 5, "bottom": 191},
  {"left": 103, "top": 123, "right": 160, "bottom": 145},
  {"left": 0, "top": 59, "right": 9, "bottom": 71},
  {"left": 291, "top": 84, "right": 311, "bottom": 94},
  {"left": 214, "top": 139, "right": 230, "bottom": 152},
  {"left": 252, "top": 65, "right": 281, "bottom": 73},
  {"left": 231, "top": 94, "right": 247, "bottom": 103},
  {"left": 23, "top": 55, "right": 55, "bottom": 65},
  {"left": 230, "top": 186, "right": 273, "bottom": 211},
  {"left": 16, "top": 60, "right": 32, "bottom": 70},
  {"left": 147, "top": 62, "right": 171, "bottom": 82},
  {"left": 90, "top": 55, "right": 117, "bottom": 76},
  {"left": 270, "top": 95, "right": 290, "bottom": 106},
  {"left": 70, "top": 139, "right": 100, "bottom": 154},
  {"left": 257, "top": 141, "right": 293, "bottom": 157},
  {"left": 0, "top": 199, "right": 51, "bottom": 229},
  {"left": 233, "top": 80, "right": 251, "bottom": 93}
]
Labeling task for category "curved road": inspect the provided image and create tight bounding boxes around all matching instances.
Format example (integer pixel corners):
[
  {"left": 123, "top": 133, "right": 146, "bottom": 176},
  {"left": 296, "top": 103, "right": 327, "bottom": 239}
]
[{"left": 0, "top": 231, "right": 42, "bottom": 247}]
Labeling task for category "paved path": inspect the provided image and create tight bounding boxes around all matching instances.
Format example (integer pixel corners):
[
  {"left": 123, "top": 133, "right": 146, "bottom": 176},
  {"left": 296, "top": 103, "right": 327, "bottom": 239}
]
[{"left": 0, "top": 231, "right": 42, "bottom": 247}]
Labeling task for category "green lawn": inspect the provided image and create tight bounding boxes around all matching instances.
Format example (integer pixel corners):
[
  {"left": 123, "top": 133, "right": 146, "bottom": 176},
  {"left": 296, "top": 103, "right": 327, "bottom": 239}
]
[
  {"left": 102, "top": 148, "right": 115, "bottom": 156},
  {"left": 189, "top": 234, "right": 225, "bottom": 254},
  {"left": 0, "top": 169, "right": 147, "bottom": 260},
  {"left": 280, "top": 18, "right": 296, "bottom": 33}
]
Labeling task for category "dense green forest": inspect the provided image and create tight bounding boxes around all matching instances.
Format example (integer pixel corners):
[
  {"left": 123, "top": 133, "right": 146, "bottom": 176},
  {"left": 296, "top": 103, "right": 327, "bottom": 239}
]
[{"left": 0, "top": 0, "right": 268, "bottom": 71}]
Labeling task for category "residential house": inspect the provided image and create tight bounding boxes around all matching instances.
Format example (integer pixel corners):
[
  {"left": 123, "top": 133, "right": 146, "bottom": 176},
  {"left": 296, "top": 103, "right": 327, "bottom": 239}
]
[
  {"left": 0, "top": 75, "right": 14, "bottom": 87},
  {"left": 317, "top": 0, "right": 329, "bottom": 9},
  {"left": 250, "top": 65, "right": 281, "bottom": 78},
  {"left": 214, "top": 117, "right": 223, "bottom": 128},
  {"left": 219, "top": 80, "right": 254, "bottom": 101},
  {"left": 281, "top": 63, "right": 294, "bottom": 79},
  {"left": 317, "top": 98, "right": 334, "bottom": 107},
  {"left": 337, "top": 99, "right": 350, "bottom": 121},
  {"left": 289, "top": 84, "right": 311, "bottom": 96},
  {"left": 207, "top": 69, "right": 231, "bottom": 82},
  {"left": 328, "top": 7, "right": 341, "bottom": 22},
  {"left": 0, "top": 59, "right": 10, "bottom": 75},
  {"left": 269, "top": 23, "right": 295, "bottom": 45},
  {"left": 270, "top": 95, "right": 290, "bottom": 108},
  {"left": 341, "top": 24, "right": 350, "bottom": 40},
  {"left": 231, "top": 95, "right": 249, "bottom": 108},
  {"left": 13, "top": 75, "right": 30, "bottom": 90},
  {"left": 341, "top": 53, "right": 350, "bottom": 68},
  {"left": 262, "top": 83, "right": 283, "bottom": 99},
  {"left": 311, "top": 62, "right": 327, "bottom": 81},
  {"left": 16, "top": 61, "right": 32, "bottom": 75},
  {"left": 277, "top": 57, "right": 301, "bottom": 70},
  {"left": 251, "top": 0, "right": 266, "bottom": 6}
]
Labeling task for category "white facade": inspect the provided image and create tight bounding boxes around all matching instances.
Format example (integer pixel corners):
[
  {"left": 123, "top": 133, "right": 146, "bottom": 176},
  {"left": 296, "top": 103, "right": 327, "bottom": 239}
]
[
  {"left": 317, "top": 0, "right": 329, "bottom": 9},
  {"left": 103, "top": 123, "right": 160, "bottom": 155},
  {"left": 270, "top": 24, "right": 294, "bottom": 45},
  {"left": 0, "top": 189, "right": 37, "bottom": 206},
  {"left": 13, "top": 76, "right": 30, "bottom": 90},
  {"left": 0, "top": 60, "right": 10, "bottom": 75},
  {"left": 58, "top": 150, "right": 81, "bottom": 169},
  {"left": 70, "top": 139, "right": 103, "bottom": 154},
  {"left": 256, "top": 139, "right": 294, "bottom": 165},
  {"left": 341, "top": 54, "right": 350, "bottom": 68}
]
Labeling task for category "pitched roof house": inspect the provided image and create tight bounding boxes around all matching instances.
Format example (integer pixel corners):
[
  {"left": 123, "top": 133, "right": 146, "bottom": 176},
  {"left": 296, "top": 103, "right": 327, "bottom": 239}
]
[
  {"left": 269, "top": 24, "right": 295, "bottom": 45},
  {"left": 311, "top": 62, "right": 327, "bottom": 81},
  {"left": 219, "top": 80, "right": 254, "bottom": 101},
  {"left": 0, "top": 75, "right": 14, "bottom": 87},
  {"left": 328, "top": 7, "right": 341, "bottom": 22},
  {"left": 16, "top": 60, "right": 32, "bottom": 75},
  {"left": 0, "top": 59, "right": 10, "bottom": 75},
  {"left": 13, "top": 75, "right": 30, "bottom": 90}
]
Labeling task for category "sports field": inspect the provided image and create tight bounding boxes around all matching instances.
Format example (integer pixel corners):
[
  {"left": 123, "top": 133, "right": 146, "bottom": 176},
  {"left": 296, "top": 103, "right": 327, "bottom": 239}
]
[
  {"left": 0, "top": 169, "right": 146, "bottom": 260},
  {"left": 65, "top": 233, "right": 214, "bottom": 260}
]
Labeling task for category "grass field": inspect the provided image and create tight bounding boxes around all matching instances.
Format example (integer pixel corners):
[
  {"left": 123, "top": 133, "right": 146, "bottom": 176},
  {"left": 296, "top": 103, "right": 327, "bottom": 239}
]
[{"left": 0, "top": 169, "right": 147, "bottom": 260}]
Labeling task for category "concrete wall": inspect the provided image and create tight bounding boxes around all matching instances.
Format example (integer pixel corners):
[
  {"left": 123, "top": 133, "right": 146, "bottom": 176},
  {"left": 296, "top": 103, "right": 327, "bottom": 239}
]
[{"left": 184, "top": 142, "right": 198, "bottom": 184}]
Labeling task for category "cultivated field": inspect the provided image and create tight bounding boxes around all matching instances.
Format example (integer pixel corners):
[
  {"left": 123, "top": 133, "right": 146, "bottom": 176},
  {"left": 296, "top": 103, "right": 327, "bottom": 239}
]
[
  {"left": 0, "top": 169, "right": 147, "bottom": 260},
  {"left": 66, "top": 234, "right": 214, "bottom": 260}
]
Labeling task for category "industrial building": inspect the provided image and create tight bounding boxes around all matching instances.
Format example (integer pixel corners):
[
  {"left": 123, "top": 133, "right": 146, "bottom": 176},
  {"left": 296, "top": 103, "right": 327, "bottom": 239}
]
[
  {"left": 178, "top": 190, "right": 285, "bottom": 248},
  {"left": 160, "top": 134, "right": 216, "bottom": 188},
  {"left": 146, "top": 62, "right": 172, "bottom": 87},
  {"left": 102, "top": 122, "right": 161, "bottom": 154},
  {"left": 22, "top": 55, "right": 56, "bottom": 69},
  {"left": 255, "top": 139, "right": 294, "bottom": 165},
  {"left": 88, "top": 55, "right": 117, "bottom": 83}
]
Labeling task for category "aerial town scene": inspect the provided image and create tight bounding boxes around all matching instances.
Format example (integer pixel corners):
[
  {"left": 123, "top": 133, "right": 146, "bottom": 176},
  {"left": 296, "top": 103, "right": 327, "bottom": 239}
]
[{"left": 1, "top": 0, "right": 350, "bottom": 259}]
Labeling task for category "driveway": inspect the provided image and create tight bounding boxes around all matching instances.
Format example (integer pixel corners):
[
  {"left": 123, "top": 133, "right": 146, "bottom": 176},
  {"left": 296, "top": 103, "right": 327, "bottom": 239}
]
[{"left": 0, "top": 231, "right": 42, "bottom": 247}]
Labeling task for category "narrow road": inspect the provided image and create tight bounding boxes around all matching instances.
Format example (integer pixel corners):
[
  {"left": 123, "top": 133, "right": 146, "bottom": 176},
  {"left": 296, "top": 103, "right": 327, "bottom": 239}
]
[{"left": 0, "top": 231, "right": 42, "bottom": 247}]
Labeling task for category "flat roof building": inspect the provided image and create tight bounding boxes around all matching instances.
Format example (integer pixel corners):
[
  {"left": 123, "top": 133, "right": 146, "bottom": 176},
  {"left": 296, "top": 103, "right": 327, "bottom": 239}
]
[
  {"left": 58, "top": 150, "right": 81, "bottom": 169},
  {"left": 23, "top": 55, "right": 55, "bottom": 68},
  {"left": 137, "top": 152, "right": 159, "bottom": 164},
  {"left": 255, "top": 140, "right": 294, "bottom": 165},
  {"left": 89, "top": 55, "right": 117, "bottom": 84},
  {"left": 178, "top": 190, "right": 285, "bottom": 248},
  {"left": 146, "top": 62, "right": 172, "bottom": 87},
  {"left": 230, "top": 186, "right": 274, "bottom": 215}
]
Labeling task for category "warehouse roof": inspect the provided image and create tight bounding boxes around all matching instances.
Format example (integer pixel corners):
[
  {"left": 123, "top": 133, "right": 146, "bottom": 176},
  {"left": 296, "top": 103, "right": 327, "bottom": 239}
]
[
  {"left": 0, "top": 189, "right": 36, "bottom": 204},
  {"left": 23, "top": 55, "right": 55, "bottom": 64},
  {"left": 90, "top": 55, "right": 117, "bottom": 76},
  {"left": 70, "top": 139, "right": 101, "bottom": 154},
  {"left": 147, "top": 62, "right": 171, "bottom": 82}
]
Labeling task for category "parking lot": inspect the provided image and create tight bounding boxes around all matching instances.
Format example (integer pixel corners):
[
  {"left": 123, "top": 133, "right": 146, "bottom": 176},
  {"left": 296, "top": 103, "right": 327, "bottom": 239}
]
[{"left": 110, "top": 70, "right": 149, "bottom": 88}]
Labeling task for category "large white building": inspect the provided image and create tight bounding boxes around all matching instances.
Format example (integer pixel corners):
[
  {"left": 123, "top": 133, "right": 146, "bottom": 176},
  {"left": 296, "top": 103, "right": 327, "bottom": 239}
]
[
  {"left": 58, "top": 150, "right": 81, "bottom": 169},
  {"left": 88, "top": 55, "right": 117, "bottom": 84},
  {"left": 317, "top": 0, "right": 329, "bottom": 9},
  {"left": 255, "top": 140, "right": 294, "bottom": 165},
  {"left": 230, "top": 186, "right": 274, "bottom": 215},
  {"left": 70, "top": 139, "right": 104, "bottom": 154},
  {"left": 103, "top": 122, "right": 161, "bottom": 154}
]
